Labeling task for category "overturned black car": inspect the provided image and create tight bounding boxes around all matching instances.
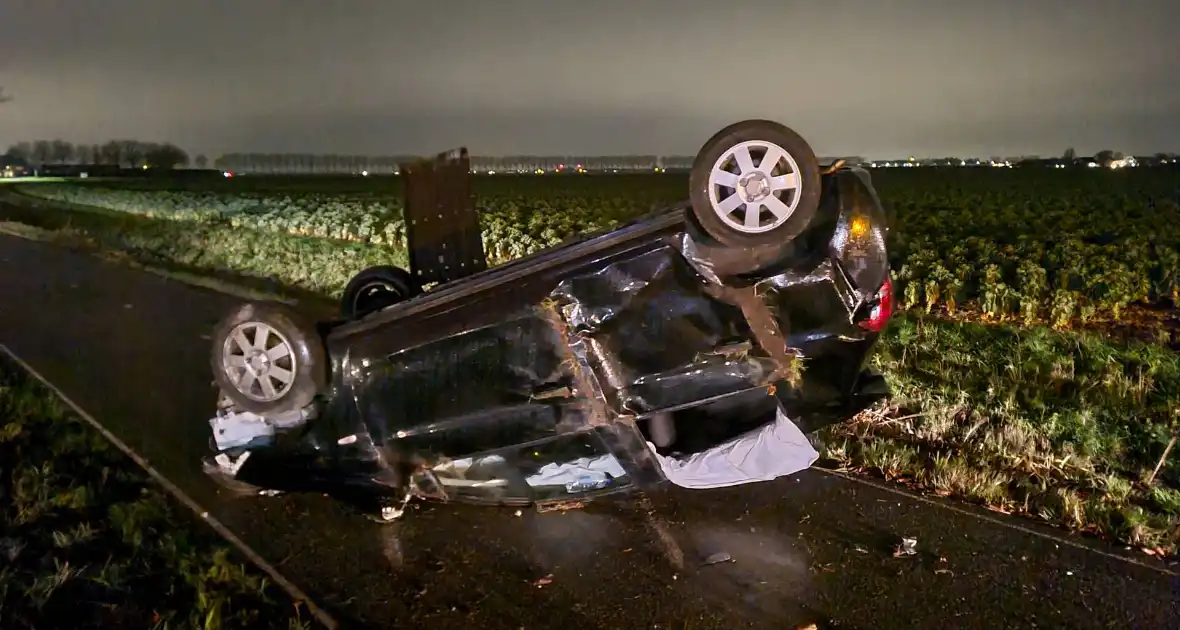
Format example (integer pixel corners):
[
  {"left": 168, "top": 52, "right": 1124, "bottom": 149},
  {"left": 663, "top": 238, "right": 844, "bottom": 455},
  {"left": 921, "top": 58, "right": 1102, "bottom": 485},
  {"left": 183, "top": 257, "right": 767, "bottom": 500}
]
[{"left": 204, "top": 120, "right": 894, "bottom": 519}]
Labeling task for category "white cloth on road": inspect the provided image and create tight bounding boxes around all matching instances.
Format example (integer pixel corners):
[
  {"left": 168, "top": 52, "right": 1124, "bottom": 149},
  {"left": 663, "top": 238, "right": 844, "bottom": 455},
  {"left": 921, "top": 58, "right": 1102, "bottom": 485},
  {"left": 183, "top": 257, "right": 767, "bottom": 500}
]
[{"left": 647, "top": 405, "right": 818, "bottom": 489}]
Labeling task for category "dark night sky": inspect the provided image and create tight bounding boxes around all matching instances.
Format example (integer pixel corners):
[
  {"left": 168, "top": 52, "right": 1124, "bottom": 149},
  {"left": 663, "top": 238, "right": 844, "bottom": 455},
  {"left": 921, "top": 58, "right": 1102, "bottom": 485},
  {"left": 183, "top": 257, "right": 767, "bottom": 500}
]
[{"left": 2, "top": 0, "right": 1178, "bottom": 159}]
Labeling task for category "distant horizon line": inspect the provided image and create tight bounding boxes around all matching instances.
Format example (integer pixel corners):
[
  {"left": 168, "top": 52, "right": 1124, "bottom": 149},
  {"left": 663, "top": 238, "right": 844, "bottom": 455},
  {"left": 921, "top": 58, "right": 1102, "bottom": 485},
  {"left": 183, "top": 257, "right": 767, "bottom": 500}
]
[
  {"left": 8, "top": 139, "right": 1178, "bottom": 164},
  {"left": 202, "top": 150, "right": 1179, "bottom": 164},
  {"left": 207, "top": 150, "right": 1177, "bottom": 158},
  {"left": 8, "top": 149, "right": 1179, "bottom": 170},
  {"left": 9, "top": 143, "right": 1178, "bottom": 165}
]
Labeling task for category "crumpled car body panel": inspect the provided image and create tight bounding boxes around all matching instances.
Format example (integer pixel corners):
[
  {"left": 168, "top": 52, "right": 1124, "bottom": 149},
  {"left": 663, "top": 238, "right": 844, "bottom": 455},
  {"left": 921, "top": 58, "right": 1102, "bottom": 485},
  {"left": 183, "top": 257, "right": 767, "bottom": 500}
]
[{"left": 219, "top": 169, "right": 892, "bottom": 509}]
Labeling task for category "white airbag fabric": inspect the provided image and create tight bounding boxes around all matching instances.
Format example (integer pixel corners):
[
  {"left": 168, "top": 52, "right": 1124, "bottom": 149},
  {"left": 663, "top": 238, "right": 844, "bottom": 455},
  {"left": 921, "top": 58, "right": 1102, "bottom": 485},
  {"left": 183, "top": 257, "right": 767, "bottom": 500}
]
[{"left": 647, "top": 405, "right": 818, "bottom": 489}]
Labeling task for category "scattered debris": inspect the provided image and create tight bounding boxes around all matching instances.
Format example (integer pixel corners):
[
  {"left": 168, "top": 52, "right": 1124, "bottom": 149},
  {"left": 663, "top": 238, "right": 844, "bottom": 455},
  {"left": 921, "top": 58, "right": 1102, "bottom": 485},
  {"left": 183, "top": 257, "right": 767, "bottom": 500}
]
[
  {"left": 1146, "top": 430, "right": 1176, "bottom": 485},
  {"left": 514, "top": 509, "right": 523, "bottom": 517},
  {"left": 529, "top": 386, "right": 572, "bottom": 401},
  {"left": 537, "top": 500, "right": 585, "bottom": 513},
  {"left": 893, "top": 537, "right": 917, "bottom": 557},
  {"left": 379, "top": 492, "right": 414, "bottom": 521},
  {"left": 700, "top": 551, "right": 733, "bottom": 567}
]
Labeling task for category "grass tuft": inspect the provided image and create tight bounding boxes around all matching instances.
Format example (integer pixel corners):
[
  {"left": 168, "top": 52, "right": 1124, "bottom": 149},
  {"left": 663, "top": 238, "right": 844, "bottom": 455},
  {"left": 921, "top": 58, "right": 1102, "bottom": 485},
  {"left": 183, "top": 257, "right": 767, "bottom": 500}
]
[
  {"left": 0, "top": 361, "right": 314, "bottom": 629},
  {"left": 819, "top": 313, "right": 1180, "bottom": 554}
]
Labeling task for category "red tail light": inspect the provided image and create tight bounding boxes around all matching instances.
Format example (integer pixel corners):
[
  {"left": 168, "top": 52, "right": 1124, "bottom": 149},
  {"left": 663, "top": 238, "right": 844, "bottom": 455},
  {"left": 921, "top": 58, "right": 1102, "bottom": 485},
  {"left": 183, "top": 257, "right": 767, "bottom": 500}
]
[{"left": 859, "top": 277, "right": 893, "bottom": 332}]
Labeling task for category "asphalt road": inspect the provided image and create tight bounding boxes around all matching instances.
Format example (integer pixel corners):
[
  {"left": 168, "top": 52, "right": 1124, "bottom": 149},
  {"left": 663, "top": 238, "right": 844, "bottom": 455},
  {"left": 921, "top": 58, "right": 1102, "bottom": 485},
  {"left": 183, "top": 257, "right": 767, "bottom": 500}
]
[{"left": 1, "top": 232, "right": 1178, "bottom": 630}]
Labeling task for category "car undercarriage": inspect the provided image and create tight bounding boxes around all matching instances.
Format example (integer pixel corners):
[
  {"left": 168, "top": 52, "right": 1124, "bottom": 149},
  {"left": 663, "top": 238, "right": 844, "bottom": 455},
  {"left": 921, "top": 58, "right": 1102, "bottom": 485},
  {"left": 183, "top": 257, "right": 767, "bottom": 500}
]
[{"left": 202, "top": 119, "right": 894, "bottom": 520}]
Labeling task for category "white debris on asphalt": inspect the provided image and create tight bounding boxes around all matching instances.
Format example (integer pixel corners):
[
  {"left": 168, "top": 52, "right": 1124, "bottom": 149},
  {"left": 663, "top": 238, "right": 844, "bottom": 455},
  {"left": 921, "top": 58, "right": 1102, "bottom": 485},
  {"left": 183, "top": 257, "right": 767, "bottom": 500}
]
[
  {"left": 213, "top": 450, "right": 252, "bottom": 476},
  {"left": 895, "top": 537, "right": 918, "bottom": 557},
  {"left": 380, "top": 492, "right": 414, "bottom": 521}
]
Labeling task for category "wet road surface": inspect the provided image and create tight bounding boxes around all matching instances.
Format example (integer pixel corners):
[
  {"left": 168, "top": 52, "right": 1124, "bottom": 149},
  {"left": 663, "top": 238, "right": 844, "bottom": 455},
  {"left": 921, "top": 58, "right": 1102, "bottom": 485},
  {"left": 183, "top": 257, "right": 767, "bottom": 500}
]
[{"left": 1, "top": 233, "right": 1178, "bottom": 629}]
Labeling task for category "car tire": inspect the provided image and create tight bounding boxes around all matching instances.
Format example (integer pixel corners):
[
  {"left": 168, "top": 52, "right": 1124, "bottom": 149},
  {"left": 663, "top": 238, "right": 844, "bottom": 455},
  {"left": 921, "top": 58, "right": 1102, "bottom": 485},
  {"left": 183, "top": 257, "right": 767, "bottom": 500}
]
[
  {"left": 210, "top": 301, "right": 327, "bottom": 416},
  {"left": 689, "top": 120, "right": 822, "bottom": 248},
  {"left": 340, "top": 265, "right": 420, "bottom": 320}
]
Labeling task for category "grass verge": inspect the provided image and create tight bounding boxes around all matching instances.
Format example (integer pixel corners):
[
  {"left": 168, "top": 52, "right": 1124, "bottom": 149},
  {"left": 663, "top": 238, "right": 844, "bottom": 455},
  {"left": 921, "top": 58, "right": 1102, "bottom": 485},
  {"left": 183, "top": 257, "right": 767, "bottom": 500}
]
[
  {"left": 0, "top": 221, "right": 329, "bottom": 313},
  {"left": 0, "top": 359, "right": 316, "bottom": 629},
  {"left": 0, "top": 193, "right": 402, "bottom": 301},
  {"left": 818, "top": 313, "right": 1180, "bottom": 555}
]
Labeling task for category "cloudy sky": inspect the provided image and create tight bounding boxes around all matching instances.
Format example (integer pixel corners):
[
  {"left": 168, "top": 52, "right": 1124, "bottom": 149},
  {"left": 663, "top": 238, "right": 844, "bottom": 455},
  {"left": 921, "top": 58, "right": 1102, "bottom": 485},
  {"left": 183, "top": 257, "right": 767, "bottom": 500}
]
[{"left": 1, "top": 0, "right": 1178, "bottom": 159}]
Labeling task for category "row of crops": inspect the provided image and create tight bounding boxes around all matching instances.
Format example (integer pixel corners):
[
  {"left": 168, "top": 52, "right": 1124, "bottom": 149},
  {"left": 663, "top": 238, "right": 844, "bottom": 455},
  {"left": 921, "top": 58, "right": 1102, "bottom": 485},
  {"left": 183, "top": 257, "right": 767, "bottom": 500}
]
[
  {"left": 18, "top": 177, "right": 677, "bottom": 265},
  {"left": 879, "top": 170, "right": 1180, "bottom": 327},
  {"left": 16, "top": 168, "right": 1180, "bottom": 325}
]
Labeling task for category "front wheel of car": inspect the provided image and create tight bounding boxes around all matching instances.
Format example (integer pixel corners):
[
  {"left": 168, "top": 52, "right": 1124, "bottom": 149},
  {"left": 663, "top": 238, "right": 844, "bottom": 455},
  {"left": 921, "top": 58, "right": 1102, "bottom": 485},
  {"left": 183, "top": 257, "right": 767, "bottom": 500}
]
[
  {"left": 689, "top": 119, "right": 822, "bottom": 248},
  {"left": 340, "top": 265, "right": 420, "bottom": 320},
  {"left": 210, "top": 301, "right": 328, "bottom": 416}
]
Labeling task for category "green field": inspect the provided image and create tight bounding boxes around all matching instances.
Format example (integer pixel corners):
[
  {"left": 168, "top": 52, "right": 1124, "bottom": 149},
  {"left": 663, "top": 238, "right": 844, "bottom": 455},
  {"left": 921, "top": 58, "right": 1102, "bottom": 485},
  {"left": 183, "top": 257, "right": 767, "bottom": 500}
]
[
  {"left": 0, "top": 360, "right": 311, "bottom": 629},
  {"left": 3, "top": 167, "right": 1179, "bottom": 555},
  {"left": 13, "top": 169, "right": 1180, "bottom": 330}
]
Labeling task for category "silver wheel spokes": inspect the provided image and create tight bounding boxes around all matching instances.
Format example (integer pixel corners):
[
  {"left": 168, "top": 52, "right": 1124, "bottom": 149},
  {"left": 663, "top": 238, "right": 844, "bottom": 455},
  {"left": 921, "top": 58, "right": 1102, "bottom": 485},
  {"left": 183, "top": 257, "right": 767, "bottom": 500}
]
[
  {"left": 222, "top": 322, "right": 297, "bottom": 402},
  {"left": 708, "top": 140, "right": 802, "bottom": 234}
]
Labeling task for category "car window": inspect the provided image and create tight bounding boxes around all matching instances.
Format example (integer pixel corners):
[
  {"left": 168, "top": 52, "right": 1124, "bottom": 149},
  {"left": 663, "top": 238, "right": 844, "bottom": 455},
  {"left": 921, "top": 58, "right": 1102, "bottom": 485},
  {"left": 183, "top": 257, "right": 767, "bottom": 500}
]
[{"left": 425, "top": 427, "right": 634, "bottom": 504}]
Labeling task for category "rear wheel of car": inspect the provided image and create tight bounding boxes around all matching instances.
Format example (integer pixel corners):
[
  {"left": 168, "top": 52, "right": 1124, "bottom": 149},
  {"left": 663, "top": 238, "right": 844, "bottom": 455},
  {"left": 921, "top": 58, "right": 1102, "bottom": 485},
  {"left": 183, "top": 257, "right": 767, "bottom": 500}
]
[
  {"left": 340, "top": 265, "right": 419, "bottom": 320},
  {"left": 689, "top": 120, "right": 822, "bottom": 248},
  {"left": 210, "top": 301, "right": 327, "bottom": 416}
]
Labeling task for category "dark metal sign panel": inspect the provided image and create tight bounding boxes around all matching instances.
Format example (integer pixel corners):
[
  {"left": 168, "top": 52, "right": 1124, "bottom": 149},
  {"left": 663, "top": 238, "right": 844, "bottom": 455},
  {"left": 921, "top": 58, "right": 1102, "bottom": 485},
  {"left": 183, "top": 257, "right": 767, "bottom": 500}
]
[{"left": 400, "top": 148, "right": 488, "bottom": 285}]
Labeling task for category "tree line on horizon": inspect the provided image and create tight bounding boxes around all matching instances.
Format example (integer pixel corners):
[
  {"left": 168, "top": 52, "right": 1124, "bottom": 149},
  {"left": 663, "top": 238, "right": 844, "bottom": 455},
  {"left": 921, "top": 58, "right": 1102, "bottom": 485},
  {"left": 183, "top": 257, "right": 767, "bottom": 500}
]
[
  {"left": 3, "top": 141, "right": 684, "bottom": 174},
  {"left": 212, "top": 152, "right": 686, "bottom": 174},
  {"left": 4, "top": 140, "right": 198, "bottom": 170}
]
